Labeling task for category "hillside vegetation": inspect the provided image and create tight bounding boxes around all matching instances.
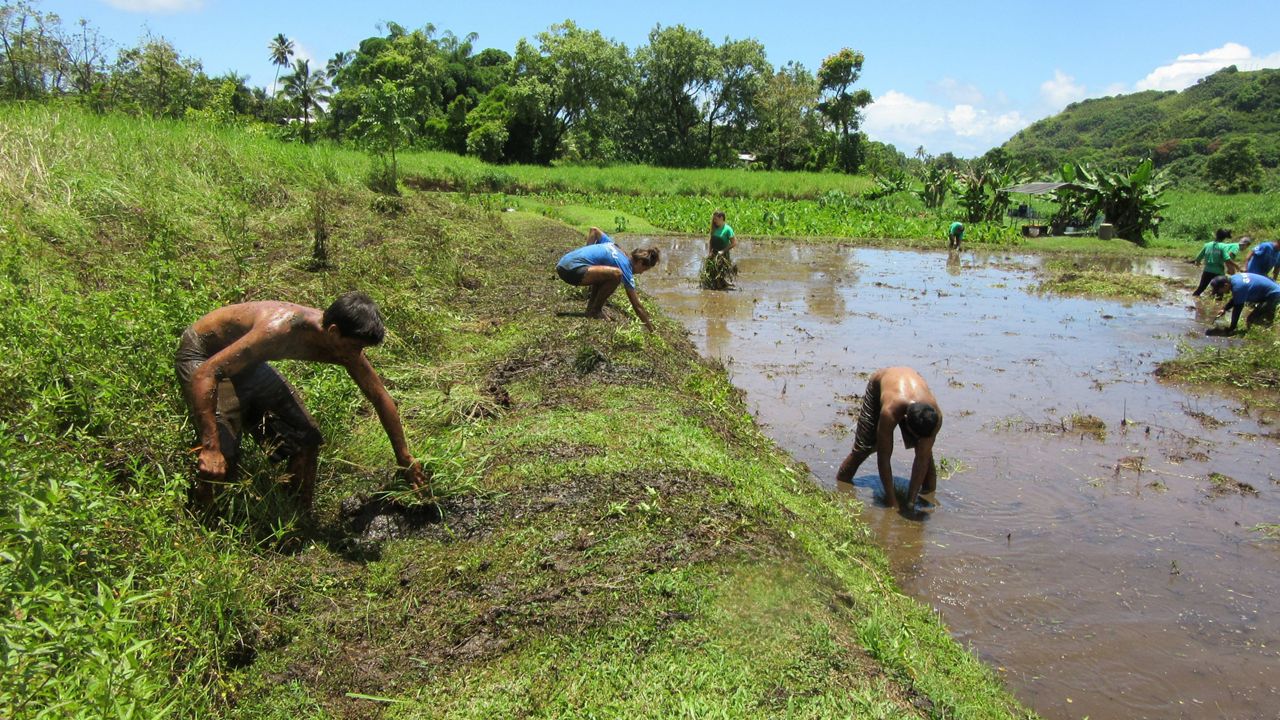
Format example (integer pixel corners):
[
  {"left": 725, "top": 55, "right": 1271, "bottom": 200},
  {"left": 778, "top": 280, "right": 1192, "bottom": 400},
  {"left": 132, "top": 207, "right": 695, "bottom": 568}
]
[
  {"left": 1003, "top": 66, "right": 1280, "bottom": 189},
  {"left": 0, "top": 105, "right": 1033, "bottom": 718}
]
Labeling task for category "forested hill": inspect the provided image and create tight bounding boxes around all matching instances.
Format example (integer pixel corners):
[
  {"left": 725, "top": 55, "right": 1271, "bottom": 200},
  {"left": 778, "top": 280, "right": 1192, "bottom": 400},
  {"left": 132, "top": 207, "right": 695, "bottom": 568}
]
[{"left": 1002, "top": 66, "right": 1280, "bottom": 188}]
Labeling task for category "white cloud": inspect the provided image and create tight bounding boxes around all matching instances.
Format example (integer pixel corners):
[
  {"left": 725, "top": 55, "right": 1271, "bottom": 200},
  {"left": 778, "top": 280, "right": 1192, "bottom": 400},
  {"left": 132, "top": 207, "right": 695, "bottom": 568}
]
[
  {"left": 1134, "top": 42, "right": 1280, "bottom": 91},
  {"left": 934, "top": 77, "right": 985, "bottom": 105},
  {"left": 1040, "top": 70, "right": 1086, "bottom": 109},
  {"left": 864, "top": 90, "right": 1027, "bottom": 155},
  {"left": 863, "top": 90, "right": 947, "bottom": 137},
  {"left": 102, "top": 0, "right": 204, "bottom": 12}
]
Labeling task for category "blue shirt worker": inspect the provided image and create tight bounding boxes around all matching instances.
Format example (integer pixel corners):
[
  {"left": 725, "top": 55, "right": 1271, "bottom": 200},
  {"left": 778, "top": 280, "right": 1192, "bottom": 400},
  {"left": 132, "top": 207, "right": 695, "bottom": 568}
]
[
  {"left": 1244, "top": 240, "right": 1279, "bottom": 279},
  {"left": 1209, "top": 272, "right": 1280, "bottom": 332},
  {"left": 556, "top": 227, "right": 660, "bottom": 331}
]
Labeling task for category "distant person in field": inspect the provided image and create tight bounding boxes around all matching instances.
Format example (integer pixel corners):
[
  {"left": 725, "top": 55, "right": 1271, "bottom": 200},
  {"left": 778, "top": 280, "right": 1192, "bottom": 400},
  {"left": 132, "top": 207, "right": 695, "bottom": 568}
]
[
  {"left": 556, "top": 226, "right": 659, "bottom": 331},
  {"left": 947, "top": 221, "right": 965, "bottom": 250},
  {"left": 1191, "top": 228, "right": 1232, "bottom": 296},
  {"left": 1244, "top": 239, "right": 1280, "bottom": 279},
  {"left": 836, "top": 367, "right": 943, "bottom": 514},
  {"left": 1208, "top": 273, "right": 1280, "bottom": 333},
  {"left": 175, "top": 292, "right": 427, "bottom": 511},
  {"left": 709, "top": 210, "right": 737, "bottom": 259},
  {"left": 702, "top": 210, "right": 739, "bottom": 290}
]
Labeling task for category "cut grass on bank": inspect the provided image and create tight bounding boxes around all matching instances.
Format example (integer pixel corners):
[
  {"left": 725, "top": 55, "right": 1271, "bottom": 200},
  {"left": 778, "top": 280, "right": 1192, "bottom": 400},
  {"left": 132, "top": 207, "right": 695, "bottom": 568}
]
[{"left": 1, "top": 104, "right": 1034, "bottom": 718}]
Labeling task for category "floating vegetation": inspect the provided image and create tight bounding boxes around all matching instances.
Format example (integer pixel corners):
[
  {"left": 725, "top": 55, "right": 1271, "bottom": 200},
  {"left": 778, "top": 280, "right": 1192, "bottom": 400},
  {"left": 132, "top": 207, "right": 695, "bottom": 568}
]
[
  {"left": 1207, "top": 472, "right": 1259, "bottom": 497},
  {"left": 1252, "top": 523, "right": 1280, "bottom": 540},
  {"left": 1069, "top": 413, "right": 1108, "bottom": 442},
  {"left": 937, "top": 456, "right": 972, "bottom": 480}
]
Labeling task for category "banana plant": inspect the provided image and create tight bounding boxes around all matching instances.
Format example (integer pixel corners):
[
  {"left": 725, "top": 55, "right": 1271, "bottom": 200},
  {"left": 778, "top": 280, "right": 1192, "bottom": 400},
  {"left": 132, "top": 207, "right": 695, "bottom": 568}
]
[{"left": 1053, "top": 159, "right": 1169, "bottom": 244}]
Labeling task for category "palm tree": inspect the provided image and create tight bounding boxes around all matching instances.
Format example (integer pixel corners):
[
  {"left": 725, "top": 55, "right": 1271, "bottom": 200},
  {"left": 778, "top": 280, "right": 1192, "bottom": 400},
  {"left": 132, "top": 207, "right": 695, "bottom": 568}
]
[
  {"left": 268, "top": 33, "right": 294, "bottom": 95},
  {"left": 325, "top": 50, "right": 353, "bottom": 83},
  {"left": 279, "top": 58, "right": 330, "bottom": 143}
]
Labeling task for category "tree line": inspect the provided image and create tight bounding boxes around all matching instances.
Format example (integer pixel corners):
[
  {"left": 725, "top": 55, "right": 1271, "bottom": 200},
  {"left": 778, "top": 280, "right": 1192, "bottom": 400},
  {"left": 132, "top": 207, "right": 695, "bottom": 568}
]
[{"left": 1, "top": 1, "right": 913, "bottom": 173}]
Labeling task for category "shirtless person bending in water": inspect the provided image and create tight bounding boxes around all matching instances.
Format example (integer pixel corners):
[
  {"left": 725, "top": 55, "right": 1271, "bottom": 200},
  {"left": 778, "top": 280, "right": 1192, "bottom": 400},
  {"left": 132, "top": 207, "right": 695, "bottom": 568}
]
[
  {"left": 175, "top": 292, "right": 426, "bottom": 511},
  {"left": 836, "top": 367, "right": 943, "bottom": 513}
]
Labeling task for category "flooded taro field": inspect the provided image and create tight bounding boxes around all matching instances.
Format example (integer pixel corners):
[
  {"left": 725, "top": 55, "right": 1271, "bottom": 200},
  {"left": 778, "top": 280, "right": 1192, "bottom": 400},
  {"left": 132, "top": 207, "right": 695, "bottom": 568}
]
[{"left": 643, "top": 239, "right": 1279, "bottom": 720}]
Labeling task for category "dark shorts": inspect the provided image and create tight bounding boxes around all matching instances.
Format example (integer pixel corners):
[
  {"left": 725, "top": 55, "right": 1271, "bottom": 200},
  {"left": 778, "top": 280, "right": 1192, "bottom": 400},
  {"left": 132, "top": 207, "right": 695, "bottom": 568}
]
[
  {"left": 175, "top": 327, "right": 322, "bottom": 469},
  {"left": 852, "top": 377, "right": 919, "bottom": 453},
  {"left": 557, "top": 263, "right": 588, "bottom": 286},
  {"left": 1248, "top": 296, "right": 1278, "bottom": 326},
  {"left": 851, "top": 378, "right": 882, "bottom": 455}
]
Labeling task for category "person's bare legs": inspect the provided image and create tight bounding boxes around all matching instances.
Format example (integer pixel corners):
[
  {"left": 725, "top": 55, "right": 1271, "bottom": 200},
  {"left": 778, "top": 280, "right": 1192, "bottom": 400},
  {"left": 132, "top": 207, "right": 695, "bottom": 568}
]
[
  {"left": 581, "top": 266, "right": 623, "bottom": 317},
  {"left": 836, "top": 447, "right": 873, "bottom": 485},
  {"left": 286, "top": 445, "right": 319, "bottom": 512}
]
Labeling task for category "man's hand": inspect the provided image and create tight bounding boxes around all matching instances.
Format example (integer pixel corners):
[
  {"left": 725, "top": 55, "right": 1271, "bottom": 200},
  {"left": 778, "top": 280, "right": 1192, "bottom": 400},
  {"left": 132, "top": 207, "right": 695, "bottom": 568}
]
[
  {"left": 401, "top": 459, "right": 430, "bottom": 489},
  {"left": 197, "top": 447, "right": 227, "bottom": 481}
]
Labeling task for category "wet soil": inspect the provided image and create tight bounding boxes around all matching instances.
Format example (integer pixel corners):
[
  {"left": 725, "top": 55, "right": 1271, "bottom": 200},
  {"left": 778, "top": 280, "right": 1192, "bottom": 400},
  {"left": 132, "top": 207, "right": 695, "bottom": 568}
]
[{"left": 643, "top": 239, "right": 1280, "bottom": 720}]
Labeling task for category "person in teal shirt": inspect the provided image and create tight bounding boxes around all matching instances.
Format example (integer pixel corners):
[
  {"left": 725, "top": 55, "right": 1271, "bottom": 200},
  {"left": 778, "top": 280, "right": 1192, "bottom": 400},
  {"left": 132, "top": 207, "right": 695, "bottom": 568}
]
[
  {"left": 947, "top": 221, "right": 964, "bottom": 250},
  {"left": 709, "top": 210, "right": 736, "bottom": 258},
  {"left": 1192, "top": 228, "right": 1232, "bottom": 296}
]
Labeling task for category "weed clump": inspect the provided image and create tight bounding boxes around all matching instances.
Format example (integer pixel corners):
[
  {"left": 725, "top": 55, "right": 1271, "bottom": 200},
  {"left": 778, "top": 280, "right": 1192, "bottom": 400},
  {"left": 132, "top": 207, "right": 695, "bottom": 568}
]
[
  {"left": 1207, "top": 472, "right": 1259, "bottom": 497},
  {"left": 700, "top": 252, "right": 738, "bottom": 290}
]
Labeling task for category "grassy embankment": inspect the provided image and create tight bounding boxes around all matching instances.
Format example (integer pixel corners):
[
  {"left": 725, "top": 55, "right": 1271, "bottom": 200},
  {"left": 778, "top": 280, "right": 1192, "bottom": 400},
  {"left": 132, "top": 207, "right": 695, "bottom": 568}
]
[{"left": 0, "top": 105, "right": 1035, "bottom": 718}]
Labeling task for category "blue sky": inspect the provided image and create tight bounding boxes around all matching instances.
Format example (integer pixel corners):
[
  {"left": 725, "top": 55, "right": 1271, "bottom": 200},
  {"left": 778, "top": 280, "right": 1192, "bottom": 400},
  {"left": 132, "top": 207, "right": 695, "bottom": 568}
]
[{"left": 44, "top": 0, "right": 1280, "bottom": 157}]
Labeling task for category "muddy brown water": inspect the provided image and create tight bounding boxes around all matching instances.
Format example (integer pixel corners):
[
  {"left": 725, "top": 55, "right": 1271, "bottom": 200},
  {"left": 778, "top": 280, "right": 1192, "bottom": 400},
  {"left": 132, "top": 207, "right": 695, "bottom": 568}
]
[{"left": 641, "top": 239, "right": 1279, "bottom": 720}]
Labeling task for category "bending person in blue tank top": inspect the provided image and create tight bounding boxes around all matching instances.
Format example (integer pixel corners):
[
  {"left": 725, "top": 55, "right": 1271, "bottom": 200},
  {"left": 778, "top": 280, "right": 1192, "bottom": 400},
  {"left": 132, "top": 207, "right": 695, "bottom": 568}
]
[
  {"left": 556, "top": 227, "right": 661, "bottom": 331},
  {"left": 1208, "top": 273, "right": 1280, "bottom": 333}
]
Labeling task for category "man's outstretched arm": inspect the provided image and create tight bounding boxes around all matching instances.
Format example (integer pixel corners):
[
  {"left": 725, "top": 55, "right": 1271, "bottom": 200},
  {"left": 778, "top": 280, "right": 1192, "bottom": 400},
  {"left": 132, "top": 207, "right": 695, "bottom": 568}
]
[
  {"left": 346, "top": 353, "right": 427, "bottom": 486},
  {"left": 907, "top": 437, "right": 936, "bottom": 507}
]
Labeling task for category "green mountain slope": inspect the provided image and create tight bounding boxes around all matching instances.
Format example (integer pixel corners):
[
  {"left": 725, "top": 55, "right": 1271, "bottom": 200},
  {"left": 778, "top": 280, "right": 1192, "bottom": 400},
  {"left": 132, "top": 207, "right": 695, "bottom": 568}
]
[{"left": 1002, "top": 65, "right": 1280, "bottom": 185}]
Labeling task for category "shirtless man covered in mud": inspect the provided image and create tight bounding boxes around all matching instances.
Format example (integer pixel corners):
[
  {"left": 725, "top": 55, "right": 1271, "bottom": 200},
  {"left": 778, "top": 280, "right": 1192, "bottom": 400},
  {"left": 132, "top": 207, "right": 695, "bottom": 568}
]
[
  {"left": 836, "top": 367, "right": 943, "bottom": 513},
  {"left": 175, "top": 292, "right": 426, "bottom": 511}
]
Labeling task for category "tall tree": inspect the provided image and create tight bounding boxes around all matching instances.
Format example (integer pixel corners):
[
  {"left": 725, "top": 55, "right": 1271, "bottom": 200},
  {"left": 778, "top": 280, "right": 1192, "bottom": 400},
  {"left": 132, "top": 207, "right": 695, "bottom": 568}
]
[
  {"left": 268, "top": 32, "right": 293, "bottom": 95},
  {"left": 704, "top": 37, "right": 769, "bottom": 165},
  {"left": 110, "top": 35, "right": 205, "bottom": 118},
  {"left": 0, "top": 1, "right": 66, "bottom": 100},
  {"left": 278, "top": 57, "right": 329, "bottom": 142},
  {"left": 754, "top": 62, "right": 820, "bottom": 171},
  {"left": 509, "top": 20, "right": 631, "bottom": 164},
  {"left": 816, "top": 48, "right": 872, "bottom": 173},
  {"left": 633, "top": 24, "right": 718, "bottom": 166},
  {"left": 325, "top": 50, "right": 352, "bottom": 82}
]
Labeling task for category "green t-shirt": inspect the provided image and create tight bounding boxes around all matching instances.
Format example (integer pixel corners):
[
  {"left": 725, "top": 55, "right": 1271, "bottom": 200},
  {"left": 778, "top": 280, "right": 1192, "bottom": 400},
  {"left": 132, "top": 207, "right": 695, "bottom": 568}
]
[
  {"left": 711, "top": 224, "right": 735, "bottom": 252},
  {"left": 948, "top": 221, "right": 964, "bottom": 240},
  {"left": 1199, "top": 241, "right": 1227, "bottom": 274}
]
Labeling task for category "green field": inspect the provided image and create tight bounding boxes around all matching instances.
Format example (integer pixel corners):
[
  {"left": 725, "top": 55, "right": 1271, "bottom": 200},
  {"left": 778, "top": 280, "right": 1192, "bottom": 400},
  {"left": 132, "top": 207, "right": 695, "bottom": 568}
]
[
  {"left": 0, "top": 104, "right": 1040, "bottom": 718},
  {"left": 391, "top": 149, "right": 1280, "bottom": 253}
]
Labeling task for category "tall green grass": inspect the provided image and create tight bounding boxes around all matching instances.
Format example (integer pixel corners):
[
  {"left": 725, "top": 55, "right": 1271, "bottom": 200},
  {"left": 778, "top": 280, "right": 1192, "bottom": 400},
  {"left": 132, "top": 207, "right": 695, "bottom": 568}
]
[{"left": 0, "top": 103, "right": 470, "bottom": 717}]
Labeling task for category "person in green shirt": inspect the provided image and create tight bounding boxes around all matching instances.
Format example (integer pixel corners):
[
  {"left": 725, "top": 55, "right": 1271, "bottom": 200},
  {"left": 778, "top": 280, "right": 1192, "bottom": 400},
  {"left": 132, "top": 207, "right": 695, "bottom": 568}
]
[
  {"left": 1221, "top": 236, "right": 1252, "bottom": 274},
  {"left": 1192, "top": 228, "right": 1232, "bottom": 296},
  {"left": 709, "top": 210, "right": 736, "bottom": 258},
  {"left": 701, "top": 210, "right": 738, "bottom": 290},
  {"left": 947, "top": 221, "right": 965, "bottom": 250}
]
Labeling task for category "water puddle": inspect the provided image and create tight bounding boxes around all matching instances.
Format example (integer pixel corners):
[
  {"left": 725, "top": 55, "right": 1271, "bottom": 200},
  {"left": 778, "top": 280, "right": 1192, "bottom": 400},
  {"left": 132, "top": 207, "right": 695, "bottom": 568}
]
[{"left": 643, "top": 239, "right": 1279, "bottom": 720}]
